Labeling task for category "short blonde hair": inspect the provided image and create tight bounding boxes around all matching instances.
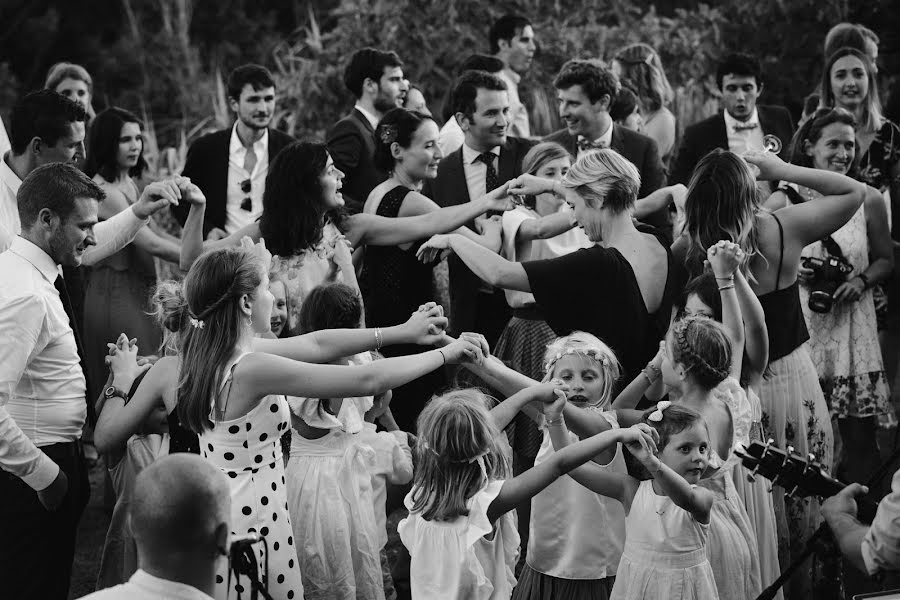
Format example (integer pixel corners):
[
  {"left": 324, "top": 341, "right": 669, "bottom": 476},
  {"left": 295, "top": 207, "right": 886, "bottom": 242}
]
[{"left": 562, "top": 149, "right": 640, "bottom": 213}]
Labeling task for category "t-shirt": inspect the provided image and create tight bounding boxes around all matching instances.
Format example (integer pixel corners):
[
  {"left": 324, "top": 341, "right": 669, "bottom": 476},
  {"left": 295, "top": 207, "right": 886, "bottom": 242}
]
[{"left": 522, "top": 236, "right": 674, "bottom": 386}]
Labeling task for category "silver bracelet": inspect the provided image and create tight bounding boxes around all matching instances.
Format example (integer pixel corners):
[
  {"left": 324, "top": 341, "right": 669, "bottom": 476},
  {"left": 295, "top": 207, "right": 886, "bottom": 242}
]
[
  {"left": 545, "top": 415, "right": 564, "bottom": 426},
  {"left": 374, "top": 327, "right": 383, "bottom": 351}
]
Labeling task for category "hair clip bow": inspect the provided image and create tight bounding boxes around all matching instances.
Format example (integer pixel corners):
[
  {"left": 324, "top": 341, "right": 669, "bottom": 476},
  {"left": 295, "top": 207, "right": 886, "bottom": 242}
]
[
  {"left": 379, "top": 124, "right": 398, "bottom": 145},
  {"left": 189, "top": 317, "right": 205, "bottom": 329},
  {"left": 648, "top": 400, "right": 672, "bottom": 422}
]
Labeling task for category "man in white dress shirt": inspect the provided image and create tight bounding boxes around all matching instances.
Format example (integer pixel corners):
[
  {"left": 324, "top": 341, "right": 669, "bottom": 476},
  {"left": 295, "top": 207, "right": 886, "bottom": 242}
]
[
  {"left": 79, "top": 454, "right": 232, "bottom": 600},
  {"left": 490, "top": 14, "right": 537, "bottom": 139},
  {"left": 0, "top": 163, "right": 185, "bottom": 599}
]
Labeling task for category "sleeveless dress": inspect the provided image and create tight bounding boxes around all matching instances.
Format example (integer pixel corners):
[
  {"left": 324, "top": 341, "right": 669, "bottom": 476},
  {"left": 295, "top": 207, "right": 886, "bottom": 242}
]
[
  {"left": 699, "top": 380, "right": 762, "bottom": 600},
  {"left": 756, "top": 213, "right": 834, "bottom": 598},
  {"left": 513, "top": 409, "right": 625, "bottom": 600},
  {"left": 358, "top": 185, "right": 445, "bottom": 433},
  {"left": 286, "top": 428, "right": 384, "bottom": 600},
  {"left": 200, "top": 354, "right": 304, "bottom": 600},
  {"left": 787, "top": 188, "right": 891, "bottom": 420},
  {"left": 398, "top": 479, "right": 520, "bottom": 600},
  {"left": 730, "top": 386, "right": 782, "bottom": 600},
  {"left": 269, "top": 221, "right": 345, "bottom": 336},
  {"left": 96, "top": 433, "right": 169, "bottom": 590},
  {"left": 84, "top": 178, "right": 161, "bottom": 400},
  {"left": 610, "top": 480, "right": 717, "bottom": 600}
]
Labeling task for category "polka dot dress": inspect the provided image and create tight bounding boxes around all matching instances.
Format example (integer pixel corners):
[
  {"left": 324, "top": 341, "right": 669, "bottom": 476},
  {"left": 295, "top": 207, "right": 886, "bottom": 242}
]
[{"left": 201, "top": 387, "right": 303, "bottom": 599}]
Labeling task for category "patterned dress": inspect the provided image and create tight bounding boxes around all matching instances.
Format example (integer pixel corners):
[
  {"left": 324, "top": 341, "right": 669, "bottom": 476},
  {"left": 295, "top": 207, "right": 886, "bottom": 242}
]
[
  {"left": 201, "top": 354, "right": 304, "bottom": 600},
  {"left": 794, "top": 188, "right": 891, "bottom": 420}
]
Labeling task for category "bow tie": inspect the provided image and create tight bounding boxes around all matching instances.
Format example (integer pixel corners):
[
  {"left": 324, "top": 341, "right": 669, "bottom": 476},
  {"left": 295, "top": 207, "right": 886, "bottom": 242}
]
[
  {"left": 733, "top": 122, "right": 759, "bottom": 132},
  {"left": 577, "top": 137, "right": 609, "bottom": 152}
]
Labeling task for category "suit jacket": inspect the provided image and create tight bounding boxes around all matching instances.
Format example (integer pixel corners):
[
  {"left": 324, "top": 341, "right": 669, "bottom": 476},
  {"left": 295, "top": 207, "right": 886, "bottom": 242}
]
[
  {"left": 544, "top": 126, "right": 668, "bottom": 234},
  {"left": 423, "top": 136, "right": 536, "bottom": 336},
  {"left": 172, "top": 127, "right": 294, "bottom": 237},
  {"left": 671, "top": 105, "right": 795, "bottom": 185},
  {"left": 326, "top": 109, "right": 385, "bottom": 214}
]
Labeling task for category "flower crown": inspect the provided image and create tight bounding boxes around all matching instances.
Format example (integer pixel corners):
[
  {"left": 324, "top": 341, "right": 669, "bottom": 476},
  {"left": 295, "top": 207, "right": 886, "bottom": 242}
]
[
  {"left": 544, "top": 348, "right": 610, "bottom": 375},
  {"left": 379, "top": 124, "right": 398, "bottom": 145}
]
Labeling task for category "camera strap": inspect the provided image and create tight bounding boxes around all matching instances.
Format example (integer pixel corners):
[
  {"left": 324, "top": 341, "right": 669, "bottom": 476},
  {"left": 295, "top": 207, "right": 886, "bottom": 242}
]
[{"left": 780, "top": 185, "right": 847, "bottom": 261}]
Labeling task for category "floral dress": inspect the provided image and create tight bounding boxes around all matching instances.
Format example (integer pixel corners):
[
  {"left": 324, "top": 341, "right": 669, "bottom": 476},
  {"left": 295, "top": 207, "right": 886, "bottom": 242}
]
[{"left": 269, "top": 221, "right": 345, "bottom": 335}]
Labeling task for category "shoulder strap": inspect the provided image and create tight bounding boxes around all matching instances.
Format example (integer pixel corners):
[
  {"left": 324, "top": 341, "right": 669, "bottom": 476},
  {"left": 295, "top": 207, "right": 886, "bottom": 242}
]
[
  {"left": 771, "top": 212, "right": 785, "bottom": 290},
  {"left": 780, "top": 185, "right": 803, "bottom": 206},
  {"left": 214, "top": 353, "right": 251, "bottom": 421},
  {"left": 377, "top": 186, "right": 411, "bottom": 217}
]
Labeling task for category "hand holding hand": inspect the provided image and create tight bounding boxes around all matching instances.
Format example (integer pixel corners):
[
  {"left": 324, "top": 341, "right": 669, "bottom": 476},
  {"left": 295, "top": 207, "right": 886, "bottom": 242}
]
[
  {"left": 706, "top": 240, "right": 745, "bottom": 279},
  {"left": 440, "top": 338, "right": 484, "bottom": 365},
  {"left": 621, "top": 423, "right": 660, "bottom": 463},
  {"left": 403, "top": 304, "right": 448, "bottom": 345},
  {"left": 206, "top": 227, "right": 228, "bottom": 241},
  {"left": 507, "top": 174, "right": 554, "bottom": 197},
  {"left": 458, "top": 332, "right": 491, "bottom": 360},
  {"left": 107, "top": 333, "right": 151, "bottom": 385},
  {"left": 174, "top": 176, "right": 206, "bottom": 207},
  {"left": 133, "top": 179, "right": 184, "bottom": 219},
  {"left": 240, "top": 236, "right": 272, "bottom": 266},
  {"left": 484, "top": 182, "right": 514, "bottom": 212},
  {"left": 416, "top": 234, "right": 453, "bottom": 264},
  {"left": 331, "top": 234, "right": 354, "bottom": 269}
]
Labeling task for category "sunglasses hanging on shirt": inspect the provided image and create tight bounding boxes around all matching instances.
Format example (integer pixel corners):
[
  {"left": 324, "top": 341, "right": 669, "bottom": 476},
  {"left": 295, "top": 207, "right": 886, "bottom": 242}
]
[{"left": 240, "top": 179, "right": 252, "bottom": 212}]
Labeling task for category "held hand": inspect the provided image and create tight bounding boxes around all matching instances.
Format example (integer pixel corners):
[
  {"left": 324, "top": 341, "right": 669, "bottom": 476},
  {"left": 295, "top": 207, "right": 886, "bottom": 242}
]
[
  {"left": 36, "top": 469, "right": 68, "bottom": 512},
  {"left": 107, "top": 333, "right": 150, "bottom": 384},
  {"left": 174, "top": 176, "right": 206, "bottom": 206},
  {"left": 833, "top": 278, "right": 866, "bottom": 303},
  {"left": 133, "top": 179, "right": 184, "bottom": 219},
  {"left": 542, "top": 381, "right": 568, "bottom": 421},
  {"left": 508, "top": 174, "right": 554, "bottom": 197},
  {"left": 475, "top": 215, "right": 502, "bottom": 237},
  {"left": 206, "top": 227, "right": 228, "bottom": 241},
  {"left": 621, "top": 423, "right": 660, "bottom": 463},
  {"left": 416, "top": 234, "right": 453, "bottom": 264},
  {"left": 742, "top": 150, "right": 788, "bottom": 182},
  {"left": 484, "top": 182, "right": 514, "bottom": 212},
  {"left": 531, "top": 378, "right": 570, "bottom": 404},
  {"left": 402, "top": 304, "right": 449, "bottom": 345},
  {"left": 440, "top": 339, "right": 484, "bottom": 365},
  {"left": 331, "top": 234, "right": 354, "bottom": 269},
  {"left": 240, "top": 236, "right": 272, "bottom": 266},
  {"left": 822, "top": 483, "right": 868, "bottom": 522},
  {"left": 706, "top": 240, "right": 745, "bottom": 278},
  {"left": 458, "top": 332, "right": 491, "bottom": 360}
]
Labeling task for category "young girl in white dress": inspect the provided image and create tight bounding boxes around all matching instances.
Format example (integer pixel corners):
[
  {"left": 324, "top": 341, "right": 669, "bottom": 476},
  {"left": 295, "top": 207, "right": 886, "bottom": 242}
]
[
  {"left": 398, "top": 379, "right": 656, "bottom": 600},
  {"left": 544, "top": 399, "right": 719, "bottom": 600},
  {"left": 513, "top": 332, "right": 627, "bottom": 600}
]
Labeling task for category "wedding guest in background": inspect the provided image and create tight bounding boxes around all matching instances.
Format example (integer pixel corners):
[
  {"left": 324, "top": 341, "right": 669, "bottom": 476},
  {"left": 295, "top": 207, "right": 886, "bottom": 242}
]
[
  {"left": 490, "top": 14, "right": 537, "bottom": 139},
  {"left": 672, "top": 52, "right": 794, "bottom": 193},
  {"left": 172, "top": 64, "right": 293, "bottom": 240},
  {"left": 611, "top": 43, "right": 677, "bottom": 161},
  {"left": 403, "top": 85, "right": 431, "bottom": 116},
  {"left": 438, "top": 54, "right": 506, "bottom": 157},
  {"left": 824, "top": 23, "right": 880, "bottom": 77},
  {"left": 327, "top": 48, "right": 405, "bottom": 213},
  {"left": 611, "top": 86, "right": 644, "bottom": 133},
  {"left": 45, "top": 62, "right": 96, "bottom": 121}
]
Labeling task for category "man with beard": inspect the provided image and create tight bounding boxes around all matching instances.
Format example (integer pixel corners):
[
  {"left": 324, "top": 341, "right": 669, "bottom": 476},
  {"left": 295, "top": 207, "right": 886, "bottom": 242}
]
[
  {"left": 327, "top": 48, "right": 404, "bottom": 214},
  {"left": 671, "top": 53, "right": 793, "bottom": 190},
  {"left": 490, "top": 14, "right": 536, "bottom": 139},
  {"left": 172, "top": 64, "right": 293, "bottom": 239}
]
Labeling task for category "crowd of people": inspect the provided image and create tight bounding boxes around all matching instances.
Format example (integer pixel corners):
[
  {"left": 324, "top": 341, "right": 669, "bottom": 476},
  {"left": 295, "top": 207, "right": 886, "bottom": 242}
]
[{"left": 1, "top": 12, "right": 900, "bottom": 600}]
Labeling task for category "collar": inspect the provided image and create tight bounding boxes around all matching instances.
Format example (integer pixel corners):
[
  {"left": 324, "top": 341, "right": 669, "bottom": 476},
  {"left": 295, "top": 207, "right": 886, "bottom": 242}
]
[
  {"left": 724, "top": 108, "right": 760, "bottom": 132},
  {"left": 500, "top": 67, "right": 521, "bottom": 86},
  {"left": 129, "top": 570, "right": 215, "bottom": 600},
  {"left": 462, "top": 142, "right": 501, "bottom": 165},
  {"left": 229, "top": 123, "right": 269, "bottom": 156},
  {"left": 1, "top": 152, "right": 22, "bottom": 195},
  {"left": 8, "top": 236, "right": 59, "bottom": 283},
  {"left": 578, "top": 121, "right": 614, "bottom": 148},
  {"left": 353, "top": 104, "right": 380, "bottom": 130}
]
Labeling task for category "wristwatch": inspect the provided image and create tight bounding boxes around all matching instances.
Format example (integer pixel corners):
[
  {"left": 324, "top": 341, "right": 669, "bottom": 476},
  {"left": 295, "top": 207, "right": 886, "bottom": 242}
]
[{"left": 104, "top": 385, "right": 130, "bottom": 404}]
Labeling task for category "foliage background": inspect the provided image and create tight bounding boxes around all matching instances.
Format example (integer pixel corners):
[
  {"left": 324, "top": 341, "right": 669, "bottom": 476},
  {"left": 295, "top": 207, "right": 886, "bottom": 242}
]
[{"left": 1, "top": 0, "right": 898, "bottom": 170}]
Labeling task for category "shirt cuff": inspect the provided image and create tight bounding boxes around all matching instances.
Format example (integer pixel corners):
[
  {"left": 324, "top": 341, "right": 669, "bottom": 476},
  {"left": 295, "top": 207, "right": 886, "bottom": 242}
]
[
  {"left": 82, "top": 207, "right": 148, "bottom": 265},
  {"left": 20, "top": 453, "right": 61, "bottom": 492}
]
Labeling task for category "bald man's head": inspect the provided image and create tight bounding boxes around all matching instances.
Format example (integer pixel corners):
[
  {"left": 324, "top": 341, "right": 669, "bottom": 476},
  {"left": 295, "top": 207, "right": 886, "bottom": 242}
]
[{"left": 131, "top": 454, "right": 231, "bottom": 560}]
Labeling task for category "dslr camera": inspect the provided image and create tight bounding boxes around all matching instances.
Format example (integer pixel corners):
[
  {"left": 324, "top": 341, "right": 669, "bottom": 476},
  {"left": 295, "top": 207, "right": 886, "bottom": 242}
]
[{"left": 801, "top": 254, "right": 853, "bottom": 313}]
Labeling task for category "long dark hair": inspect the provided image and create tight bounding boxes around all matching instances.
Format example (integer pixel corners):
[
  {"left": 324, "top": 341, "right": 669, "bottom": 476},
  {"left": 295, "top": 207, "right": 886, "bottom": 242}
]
[
  {"left": 259, "top": 141, "right": 346, "bottom": 256},
  {"left": 84, "top": 107, "right": 147, "bottom": 181}
]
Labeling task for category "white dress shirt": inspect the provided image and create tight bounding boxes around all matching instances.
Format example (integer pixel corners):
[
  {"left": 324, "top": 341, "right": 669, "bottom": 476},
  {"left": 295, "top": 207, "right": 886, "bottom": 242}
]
[
  {"left": 576, "top": 122, "right": 615, "bottom": 160},
  {"left": 78, "top": 569, "right": 216, "bottom": 600},
  {"left": 224, "top": 125, "right": 269, "bottom": 234},
  {"left": 497, "top": 68, "right": 530, "bottom": 139},
  {"left": 0, "top": 237, "right": 87, "bottom": 490},
  {"left": 353, "top": 103, "right": 380, "bottom": 131},
  {"left": 0, "top": 152, "right": 149, "bottom": 258},
  {"left": 0, "top": 117, "right": 9, "bottom": 158},
  {"left": 461, "top": 142, "right": 501, "bottom": 203},
  {"left": 438, "top": 117, "right": 465, "bottom": 157},
  {"left": 724, "top": 108, "right": 765, "bottom": 155},
  {"left": 862, "top": 468, "right": 900, "bottom": 575}
]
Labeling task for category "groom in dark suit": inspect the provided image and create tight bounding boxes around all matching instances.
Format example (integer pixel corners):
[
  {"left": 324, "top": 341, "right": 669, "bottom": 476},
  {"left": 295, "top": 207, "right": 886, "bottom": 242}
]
[
  {"left": 172, "top": 64, "right": 294, "bottom": 239},
  {"left": 544, "top": 60, "right": 668, "bottom": 236},
  {"left": 672, "top": 53, "right": 794, "bottom": 188},
  {"left": 424, "top": 70, "right": 534, "bottom": 344},
  {"left": 327, "top": 48, "right": 405, "bottom": 214}
]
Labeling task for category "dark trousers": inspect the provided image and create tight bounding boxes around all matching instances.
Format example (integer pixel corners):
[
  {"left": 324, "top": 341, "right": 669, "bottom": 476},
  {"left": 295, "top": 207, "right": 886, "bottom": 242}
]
[{"left": 0, "top": 441, "right": 91, "bottom": 600}]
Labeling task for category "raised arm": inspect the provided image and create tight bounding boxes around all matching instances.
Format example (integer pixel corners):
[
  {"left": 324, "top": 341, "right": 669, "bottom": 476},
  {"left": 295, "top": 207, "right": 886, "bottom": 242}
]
[
  {"left": 346, "top": 185, "right": 513, "bottom": 248},
  {"left": 735, "top": 270, "right": 768, "bottom": 385},
  {"left": 633, "top": 185, "right": 684, "bottom": 221},
  {"left": 488, "top": 380, "right": 567, "bottom": 433},
  {"left": 707, "top": 241, "right": 746, "bottom": 379},
  {"left": 516, "top": 211, "right": 578, "bottom": 242},
  {"left": 178, "top": 182, "right": 208, "bottom": 269},
  {"left": 253, "top": 304, "right": 447, "bottom": 362}
]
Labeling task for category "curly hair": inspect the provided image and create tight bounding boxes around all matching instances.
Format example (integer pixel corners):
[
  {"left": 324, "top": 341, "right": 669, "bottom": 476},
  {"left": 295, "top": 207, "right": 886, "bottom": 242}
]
[
  {"left": 259, "top": 141, "right": 347, "bottom": 256},
  {"left": 553, "top": 60, "right": 619, "bottom": 105},
  {"left": 669, "top": 315, "right": 732, "bottom": 390}
]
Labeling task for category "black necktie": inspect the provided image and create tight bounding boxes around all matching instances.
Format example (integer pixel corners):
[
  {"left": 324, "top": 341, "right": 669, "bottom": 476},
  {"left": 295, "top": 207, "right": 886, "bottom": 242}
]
[
  {"left": 55, "top": 273, "right": 96, "bottom": 425},
  {"left": 476, "top": 152, "right": 499, "bottom": 193}
]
